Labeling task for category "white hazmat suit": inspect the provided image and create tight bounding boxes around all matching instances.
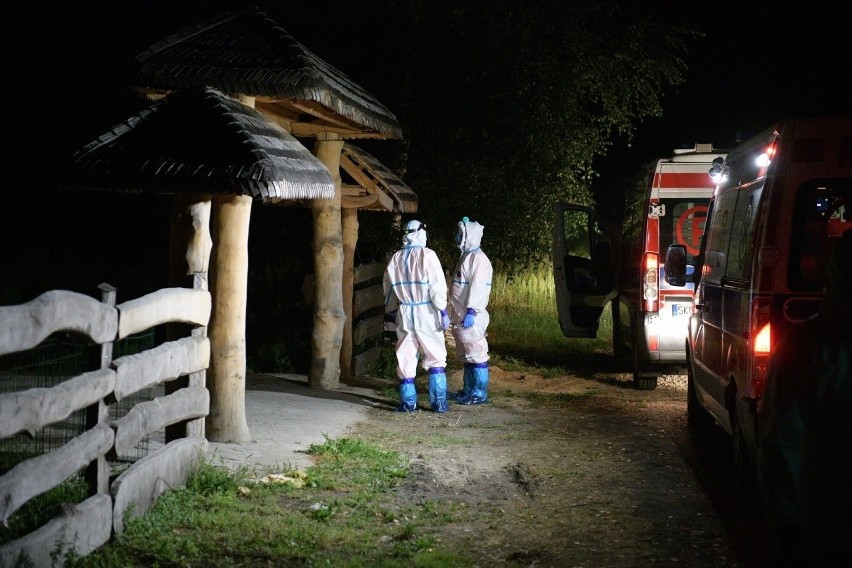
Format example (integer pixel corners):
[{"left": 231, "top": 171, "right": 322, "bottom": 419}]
[
  {"left": 449, "top": 217, "right": 493, "bottom": 404},
  {"left": 383, "top": 220, "right": 450, "bottom": 412}
]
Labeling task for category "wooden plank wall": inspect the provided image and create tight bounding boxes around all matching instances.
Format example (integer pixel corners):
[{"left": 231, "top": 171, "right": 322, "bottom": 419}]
[
  {"left": 351, "top": 261, "right": 387, "bottom": 377},
  {"left": 0, "top": 280, "right": 211, "bottom": 566}
]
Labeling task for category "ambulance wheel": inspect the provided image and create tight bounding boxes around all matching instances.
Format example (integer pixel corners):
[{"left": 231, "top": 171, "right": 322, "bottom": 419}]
[
  {"left": 633, "top": 374, "right": 658, "bottom": 390},
  {"left": 630, "top": 321, "right": 657, "bottom": 390}
]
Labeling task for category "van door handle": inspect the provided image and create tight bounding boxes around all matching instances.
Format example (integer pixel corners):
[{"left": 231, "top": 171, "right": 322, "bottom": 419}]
[{"left": 695, "top": 303, "right": 708, "bottom": 313}]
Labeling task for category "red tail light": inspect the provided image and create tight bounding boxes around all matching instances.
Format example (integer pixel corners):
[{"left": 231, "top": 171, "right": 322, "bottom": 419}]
[
  {"left": 643, "top": 253, "right": 659, "bottom": 312},
  {"left": 753, "top": 322, "right": 771, "bottom": 354},
  {"left": 648, "top": 335, "right": 659, "bottom": 352},
  {"left": 749, "top": 296, "right": 772, "bottom": 399}
]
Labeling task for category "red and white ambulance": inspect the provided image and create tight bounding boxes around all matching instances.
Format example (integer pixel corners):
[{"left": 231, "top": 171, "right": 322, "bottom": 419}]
[{"left": 553, "top": 144, "right": 726, "bottom": 389}]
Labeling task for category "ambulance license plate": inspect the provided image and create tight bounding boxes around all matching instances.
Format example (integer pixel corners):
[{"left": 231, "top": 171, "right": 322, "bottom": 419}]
[{"left": 671, "top": 304, "right": 691, "bottom": 317}]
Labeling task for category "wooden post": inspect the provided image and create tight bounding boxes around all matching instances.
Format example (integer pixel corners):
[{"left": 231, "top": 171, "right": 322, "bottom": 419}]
[
  {"left": 166, "top": 194, "right": 212, "bottom": 443},
  {"left": 85, "top": 283, "right": 115, "bottom": 496},
  {"left": 310, "top": 134, "right": 345, "bottom": 390},
  {"left": 168, "top": 194, "right": 213, "bottom": 288},
  {"left": 202, "top": 92, "right": 255, "bottom": 442},
  {"left": 187, "top": 272, "right": 208, "bottom": 440},
  {"left": 206, "top": 194, "right": 252, "bottom": 442},
  {"left": 340, "top": 206, "right": 359, "bottom": 381}
]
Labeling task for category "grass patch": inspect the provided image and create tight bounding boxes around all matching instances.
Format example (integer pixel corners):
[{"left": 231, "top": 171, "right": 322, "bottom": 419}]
[{"left": 70, "top": 440, "right": 474, "bottom": 568}]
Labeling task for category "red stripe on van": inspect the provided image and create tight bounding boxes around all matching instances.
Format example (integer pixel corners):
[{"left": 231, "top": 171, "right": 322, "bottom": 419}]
[{"left": 653, "top": 172, "right": 715, "bottom": 189}]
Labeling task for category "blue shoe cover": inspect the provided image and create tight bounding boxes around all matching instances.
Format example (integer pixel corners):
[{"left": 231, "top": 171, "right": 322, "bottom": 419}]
[
  {"left": 396, "top": 378, "right": 417, "bottom": 412},
  {"left": 458, "top": 363, "right": 488, "bottom": 405},
  {"left": 450, "top": 364, "right": 475, "bottom": 402},
  {"left": 428, "top": 367, "right": 449, "bottom": 413},
  {"left": 457, "top": 393, "right": 488, "bottom": 405}
]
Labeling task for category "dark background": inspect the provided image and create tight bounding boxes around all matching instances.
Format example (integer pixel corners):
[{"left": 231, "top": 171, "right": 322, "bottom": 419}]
[{"left": 1, "top": 0, "right": 848, "bottom": 303}]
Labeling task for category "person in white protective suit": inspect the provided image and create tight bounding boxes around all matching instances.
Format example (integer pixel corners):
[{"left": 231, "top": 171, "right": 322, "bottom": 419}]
[
  {"left": 449, "top": 217, "right": 493, "bottom": 405},
  {"left": 383, "top": 220, "right": 451, "bottom": 412}
]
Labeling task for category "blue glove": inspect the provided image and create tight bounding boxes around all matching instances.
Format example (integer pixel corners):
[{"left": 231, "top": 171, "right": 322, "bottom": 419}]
[
  {"left": 462, "top": 308, "right": 476, "bottom": 328},
  {"left": 439, "top": 309, "right": 450, "bottom": 330}
]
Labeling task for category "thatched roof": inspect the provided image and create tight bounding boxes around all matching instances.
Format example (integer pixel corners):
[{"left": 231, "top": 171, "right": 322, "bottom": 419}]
[
  {"left": 65, "top": 87, "right": 335, "bottom": 201},
  {"left": 132, "top": 9, "right": 402, "bottom": 140},
  {"left": 340, "top": 144, "right": 417, "bottom": 213}
]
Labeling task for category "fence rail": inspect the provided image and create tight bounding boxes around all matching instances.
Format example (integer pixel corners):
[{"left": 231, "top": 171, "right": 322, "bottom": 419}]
[{"left": 0, "top": 281, "right": 210, "bottom": 567}]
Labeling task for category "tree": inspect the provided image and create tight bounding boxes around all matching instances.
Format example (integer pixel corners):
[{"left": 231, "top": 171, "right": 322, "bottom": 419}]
[{"left": 395, "top": 0, "right": 695, "bottom": 268}]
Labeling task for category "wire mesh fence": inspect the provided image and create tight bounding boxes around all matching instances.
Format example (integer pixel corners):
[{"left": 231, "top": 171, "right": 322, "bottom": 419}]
[{"left": 0, "top": 328, "right": 159, "bottom": 475}]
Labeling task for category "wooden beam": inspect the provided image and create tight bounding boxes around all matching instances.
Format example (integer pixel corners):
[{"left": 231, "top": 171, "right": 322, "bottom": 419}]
[
  {"left": 116, "top": 288, "right": 211, "bottom": 339},
  {"left": 339, "top": 155, "right": 394, "bottom": 211},
  {"left": 0, "top": 368, "right": 115, "bottom": 438},
  {"left": 111, "top": 437, "right": 208, "bottom": 534},
  {"left": 341, "top": 183, "right": 367, "bottom": 197},
  {"left": 0, "top": 425, "right": 114, "bottom": 523},
  {"left": 113, "top": 387, "right": 209, "bottom": 457},
  {"left": 0, "top": 494, "right": 112, "bottom": 567},
  {"left": 113, "top": 336, "right": 210, "bottom": 401},
  {"left": 0, "top": 291, "right": 118, "bottom": 356},
  {"left": 353, "top": 344, "right": 384, "bottom": 377},
  {"left": 288, "top": 99, "right": 361, "bottom": 129},
  {"left": 342, "top": 194, "right": 380, "bottom": 209}
]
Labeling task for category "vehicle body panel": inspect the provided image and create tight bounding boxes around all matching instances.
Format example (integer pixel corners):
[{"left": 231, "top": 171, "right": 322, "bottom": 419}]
[{"left": 688, "top": 117, "right": 852, "bottom": 463}]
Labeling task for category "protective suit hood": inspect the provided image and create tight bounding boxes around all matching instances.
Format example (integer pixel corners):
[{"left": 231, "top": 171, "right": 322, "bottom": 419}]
[
  {"left": 457, "top": 218, "right": 484, "bottom": 252},
  {"left": 403, "top": 219, "right": 428, "bottom": 247}
]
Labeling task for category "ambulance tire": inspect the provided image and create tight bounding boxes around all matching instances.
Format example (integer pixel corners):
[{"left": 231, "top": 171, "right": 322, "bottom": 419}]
[
  {"left": 630, "top": 316, "right": 657, "bottom": 390},
  {"left": 686, "top": 349, "right": 712, "bottom": 432},
  {"left": 729, "top": 402, "right": 757, "bottom": 490},
  {"left": 633, "top": 375, "right": 658, "bottom": 391}
]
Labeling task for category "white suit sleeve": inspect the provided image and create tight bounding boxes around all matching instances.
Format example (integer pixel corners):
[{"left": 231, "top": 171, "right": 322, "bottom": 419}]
[{"left": 425, "top": 250, "right": 447, "bottom": 311}]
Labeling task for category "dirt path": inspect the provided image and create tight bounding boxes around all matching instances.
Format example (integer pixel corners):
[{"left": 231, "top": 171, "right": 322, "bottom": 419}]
[{"left": 350, "top": 367, "right": 768, "bottom": 567}]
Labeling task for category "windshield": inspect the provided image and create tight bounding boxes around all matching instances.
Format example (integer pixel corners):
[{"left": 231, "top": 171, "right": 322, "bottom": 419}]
[
  {"left": 789, "top": 179, "right": 852, "bottom": 291},
  {"left": 659, "top": 198, "right": 710, "bottom": 264}
]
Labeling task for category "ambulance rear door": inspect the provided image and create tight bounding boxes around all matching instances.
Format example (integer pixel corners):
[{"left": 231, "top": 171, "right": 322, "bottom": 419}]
[{"left": 553, "top": 203, "right": 617, "bottom": 338}]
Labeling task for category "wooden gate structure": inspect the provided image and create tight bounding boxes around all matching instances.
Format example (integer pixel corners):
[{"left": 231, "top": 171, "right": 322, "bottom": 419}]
[{"left": 0, "top": 279, "right": 210, "bottom": 566}]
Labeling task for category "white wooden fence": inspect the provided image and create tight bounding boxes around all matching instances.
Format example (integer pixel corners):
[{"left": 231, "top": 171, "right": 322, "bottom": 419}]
[{"left": 0, "top": 280, "right": 211, "bottom": 567}]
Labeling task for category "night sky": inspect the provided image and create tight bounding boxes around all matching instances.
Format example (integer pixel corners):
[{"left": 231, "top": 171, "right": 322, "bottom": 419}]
[{"left": 1, "top": 0, "right": 849, "bottom": 299}]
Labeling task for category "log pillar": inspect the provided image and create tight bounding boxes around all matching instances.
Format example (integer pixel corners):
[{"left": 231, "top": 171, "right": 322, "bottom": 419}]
[
  {"left": 310, "top": 134, "right": 345, "bottom": 390},
  {"left": 203, "top": 93, "right": 256, "bottom": 442},
  {"left": 340, "top": 206, "right": 359, "bottom": 380},
  {"left": 206, "top": 194, "right": 252, "bottom": 442}
]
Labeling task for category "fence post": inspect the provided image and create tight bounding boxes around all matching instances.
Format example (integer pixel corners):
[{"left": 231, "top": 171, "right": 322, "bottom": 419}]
[
  {"left": 85, "top": 282, "right": 115, "bottom": 496},
  {"left": 186, "top": 273, "right": 208, "bottom": 439},
  {"left": 164, "top": 273, "right": 209, "bottom": 443}
]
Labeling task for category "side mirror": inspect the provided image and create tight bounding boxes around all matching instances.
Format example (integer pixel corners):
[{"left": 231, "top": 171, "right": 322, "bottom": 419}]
[{"left": 664, "top": 244, "right": 687, "bottom": 286}]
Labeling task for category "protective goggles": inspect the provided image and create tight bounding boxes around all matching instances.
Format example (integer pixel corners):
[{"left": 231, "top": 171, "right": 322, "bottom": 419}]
[{"left": 404, "top": 222, "right": 426, "bottom": 234}]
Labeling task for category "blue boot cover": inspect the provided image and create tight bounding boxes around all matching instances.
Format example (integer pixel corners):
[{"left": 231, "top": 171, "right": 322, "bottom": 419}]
[
  {"left": 395, "top": 378, "right": 417, "bottom": 412},
  {"left": 458, "top": 363, "right": 489, "bottom": 405},
  {"left": 428, "top": 367, "right": 449, "bottom": 413},
  {"left": 449, "top": 363, "right": 475, "bottom": 401}
]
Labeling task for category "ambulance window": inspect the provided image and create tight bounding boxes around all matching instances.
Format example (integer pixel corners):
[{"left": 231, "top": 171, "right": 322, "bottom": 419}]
[
  {"left": 701, "top": 188, "right": 738, "bottom": 284},
  {"left": 659, "top": 198, "right": 710, "bottom": 264},
  {"left": 725, "top": 185, "right": 762, "bottom": 281},
  {"left": 789, "top": 180, "right": 852, "bottom": 291}
]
